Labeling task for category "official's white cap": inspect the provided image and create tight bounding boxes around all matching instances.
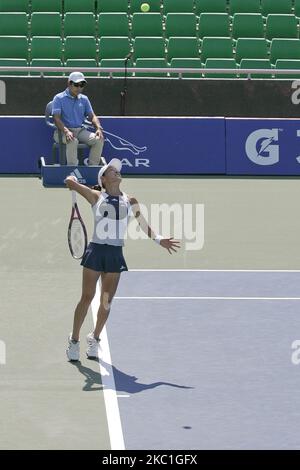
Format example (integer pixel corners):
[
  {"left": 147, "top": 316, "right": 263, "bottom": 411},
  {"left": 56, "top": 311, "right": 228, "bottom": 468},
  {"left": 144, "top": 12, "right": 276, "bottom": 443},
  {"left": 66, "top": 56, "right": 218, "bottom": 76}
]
[
  {"left": 98, "top": 159, "right": 122, "bottom": 184},
  {"left": 68, "top": 71, "right": 87, "bottom": 83}
]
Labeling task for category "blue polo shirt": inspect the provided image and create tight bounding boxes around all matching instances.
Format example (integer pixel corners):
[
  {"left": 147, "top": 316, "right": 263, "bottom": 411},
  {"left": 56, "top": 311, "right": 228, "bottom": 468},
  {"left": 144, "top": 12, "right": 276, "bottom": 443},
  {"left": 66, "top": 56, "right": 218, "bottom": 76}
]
[{"left": 52, "top": 88, "right": 94, "bottom": 128}]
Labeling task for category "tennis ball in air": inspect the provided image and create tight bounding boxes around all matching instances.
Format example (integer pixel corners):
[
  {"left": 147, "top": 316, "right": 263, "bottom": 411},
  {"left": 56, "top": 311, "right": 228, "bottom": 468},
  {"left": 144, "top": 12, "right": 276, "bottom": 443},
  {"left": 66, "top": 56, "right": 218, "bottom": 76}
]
[{"left": 141, "top": 3, "right": 150, "bottom": 12}]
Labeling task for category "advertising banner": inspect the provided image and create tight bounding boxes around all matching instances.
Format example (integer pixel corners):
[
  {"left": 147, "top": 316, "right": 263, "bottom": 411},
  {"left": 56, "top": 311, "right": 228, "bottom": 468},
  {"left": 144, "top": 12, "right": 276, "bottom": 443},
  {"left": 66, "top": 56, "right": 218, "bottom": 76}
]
[
  {"left": 0, "top": 117, "right": 226, "bottom": 175},
  {"left": 226, "top": 118, "right": 300, "bottom": 175}
]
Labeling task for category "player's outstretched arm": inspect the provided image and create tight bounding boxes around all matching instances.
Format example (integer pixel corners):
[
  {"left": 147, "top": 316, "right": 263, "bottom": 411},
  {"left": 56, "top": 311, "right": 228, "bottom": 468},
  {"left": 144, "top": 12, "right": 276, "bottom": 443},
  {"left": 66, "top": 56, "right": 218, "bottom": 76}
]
[{"left": 129, "top": 197, "right": 181, "bottom": 255}]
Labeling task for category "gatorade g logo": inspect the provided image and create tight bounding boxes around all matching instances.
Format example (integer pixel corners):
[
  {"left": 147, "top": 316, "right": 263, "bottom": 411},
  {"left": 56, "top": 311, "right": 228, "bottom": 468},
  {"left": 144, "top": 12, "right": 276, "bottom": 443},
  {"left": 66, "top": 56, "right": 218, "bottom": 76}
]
[{"left": 245, "top": 129, "right": 280, "bottom": 166}]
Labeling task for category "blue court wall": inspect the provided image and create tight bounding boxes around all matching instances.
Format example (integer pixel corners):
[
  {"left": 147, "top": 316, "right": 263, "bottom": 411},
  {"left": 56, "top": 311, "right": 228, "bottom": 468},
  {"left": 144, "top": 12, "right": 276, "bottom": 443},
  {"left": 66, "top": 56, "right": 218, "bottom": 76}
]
[
  {"left": 0, "top": 117, "right": 226, "bottom": 174},
  {"left": 1, "top": 117, "right": 300, "bottom": 175}
]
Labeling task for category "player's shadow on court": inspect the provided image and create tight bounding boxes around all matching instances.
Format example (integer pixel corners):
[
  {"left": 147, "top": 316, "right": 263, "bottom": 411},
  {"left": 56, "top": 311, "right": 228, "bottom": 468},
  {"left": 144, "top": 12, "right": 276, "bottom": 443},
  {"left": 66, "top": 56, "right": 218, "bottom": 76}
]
[
  {"left": 70, "top": 360, "right": 193, "bottom": 393},
  {"left": 70, "top": 361, "right": 103, "bottom": 391},
  {"left": 106, "top": 360, "right": 193, "bottom": 394}
]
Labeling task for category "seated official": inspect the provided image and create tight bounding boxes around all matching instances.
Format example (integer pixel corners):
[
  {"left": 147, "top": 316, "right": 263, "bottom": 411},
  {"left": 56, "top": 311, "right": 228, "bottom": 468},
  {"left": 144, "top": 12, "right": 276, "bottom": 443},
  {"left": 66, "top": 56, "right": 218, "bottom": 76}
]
[{"left": 52, "top": 71, "right": 104, "bottom": 166}]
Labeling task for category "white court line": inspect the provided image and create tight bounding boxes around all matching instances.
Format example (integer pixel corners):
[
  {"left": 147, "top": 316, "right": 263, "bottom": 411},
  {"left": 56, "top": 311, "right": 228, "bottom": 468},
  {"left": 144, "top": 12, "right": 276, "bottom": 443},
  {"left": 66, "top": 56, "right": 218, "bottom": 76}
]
[
  {"left": 115, "top": 296, "right": 300, "bottom": 301},
  {"left": 130, "top": 269, "right": 300, "bottom": 273},
  {"left": 91, "top": 283, "right": 125, "bottom": 451}
]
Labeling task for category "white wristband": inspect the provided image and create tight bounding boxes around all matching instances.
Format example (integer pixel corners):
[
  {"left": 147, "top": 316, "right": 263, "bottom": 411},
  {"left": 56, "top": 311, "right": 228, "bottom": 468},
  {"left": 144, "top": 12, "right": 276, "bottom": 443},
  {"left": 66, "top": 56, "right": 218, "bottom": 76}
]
[{"left": 154, "top": 235, "right": 163, "bottom": 245}]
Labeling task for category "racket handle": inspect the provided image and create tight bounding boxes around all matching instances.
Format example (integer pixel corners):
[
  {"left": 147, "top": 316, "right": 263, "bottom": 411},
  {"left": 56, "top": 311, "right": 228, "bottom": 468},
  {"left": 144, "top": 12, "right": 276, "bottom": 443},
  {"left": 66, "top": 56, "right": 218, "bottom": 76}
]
[{"left": 72, "top": 190, "right": 77, "bottom": 205}]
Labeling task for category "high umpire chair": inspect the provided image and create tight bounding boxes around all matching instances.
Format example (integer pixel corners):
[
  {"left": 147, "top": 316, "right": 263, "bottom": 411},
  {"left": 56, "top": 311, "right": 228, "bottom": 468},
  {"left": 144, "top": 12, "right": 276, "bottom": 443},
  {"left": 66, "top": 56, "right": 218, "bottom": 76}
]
[{"left": 45, "top": 101, "right": 107, "bottom": 166}]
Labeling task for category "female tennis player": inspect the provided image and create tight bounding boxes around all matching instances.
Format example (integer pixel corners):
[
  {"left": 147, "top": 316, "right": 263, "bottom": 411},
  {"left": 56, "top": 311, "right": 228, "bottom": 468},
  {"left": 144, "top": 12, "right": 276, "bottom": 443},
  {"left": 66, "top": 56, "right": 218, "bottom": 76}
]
[{"left": 64, "top": 158, "right": 180, "bottom": 361}]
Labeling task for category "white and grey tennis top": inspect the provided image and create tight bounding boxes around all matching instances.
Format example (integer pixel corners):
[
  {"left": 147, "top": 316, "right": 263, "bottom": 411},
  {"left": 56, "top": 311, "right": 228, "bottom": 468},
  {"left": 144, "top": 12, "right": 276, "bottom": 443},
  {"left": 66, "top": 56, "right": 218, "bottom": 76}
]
[{"left": 91, "top": 191, "right": 132, "bottom": 246}]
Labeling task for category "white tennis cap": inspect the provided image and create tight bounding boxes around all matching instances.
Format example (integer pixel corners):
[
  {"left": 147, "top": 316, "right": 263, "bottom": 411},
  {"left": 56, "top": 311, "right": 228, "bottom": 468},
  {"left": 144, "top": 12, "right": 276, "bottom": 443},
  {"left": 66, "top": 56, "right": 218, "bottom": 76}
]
[
  {"left": 98, "top": 158, "right": 122, "bottom": 184},
  {"left": 68, "top": 71, "right": 87, "bottom": 83}
]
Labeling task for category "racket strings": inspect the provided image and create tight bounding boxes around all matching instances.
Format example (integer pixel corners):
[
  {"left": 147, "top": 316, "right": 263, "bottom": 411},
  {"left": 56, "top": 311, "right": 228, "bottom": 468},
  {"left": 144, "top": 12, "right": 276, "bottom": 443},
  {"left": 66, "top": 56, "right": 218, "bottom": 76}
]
[{"left": 70, "top": 219, "right": 86, "bottom": 258}]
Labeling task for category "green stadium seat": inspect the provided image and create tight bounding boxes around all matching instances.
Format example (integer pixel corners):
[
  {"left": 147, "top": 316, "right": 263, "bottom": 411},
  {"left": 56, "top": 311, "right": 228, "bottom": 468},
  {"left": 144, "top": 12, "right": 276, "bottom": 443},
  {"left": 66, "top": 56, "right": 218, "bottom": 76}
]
[
  {"left": 97, "top": 0, "right": 128, "bottom": 13},
  {"left": 100, "top": 58, "right": 133, "bottom": 77},
  {"left": 66, "top": 59, "right": 98, "bottom": 76},
  {"left": 167, "top": 37, "right": 200, "bottom": 62},
  {"left": 64, "top": 36, "right": 97, "bottom": 60},
  {"left": 204, "top": 58, "right": 237, "bottom": 77},
  {"left": 169, "top": 58, "right": 202, "bottom": 78},
  {"left": 0, "top": 58, "right": 28, "bottom": 76},
  {"left": 130, "top": 0, "right": 161, "bottom": 14},
  {"left": 64, "top": 13, "right": 96, "bottom": 37},
  {"left": 0, "top": 36, "right": 28, "bottom": 59},
  {"left": 295, "top": 0, "right": 300, "bottom": 18},
  {"left": 31, "top": 13, "right": 61, "bottom": 37},
  {"left": 0, "top": 0, "right": 29, "bottom": 12},
  {"left": 64, "top": 0, "right": 95, "bottom": 13},
  {"left": 98, "top": 13, "right": 129, "bottom": 37},
  {"left": 132, "top": 13, "right": 163, "bottom": 37},
  {"left": 198, "top": 13, "right": 230, "bottom": 38},
  {"left": 275, "top": 59, "right": 300, "bottom": 78},
  {"left": 30, "top": 59, "right": 63, "bottom": 76},
  {"left": 201, "top": 37, "right": 233, "bottom": 62},
  {"left": 195, "top": 0, "right": 227, "bottom": 15},
  {"left": 0, "top": 13, "right": 28, "bottom": 36},
  {"left": 31, "top": 36, "right": 62, "bottom": 59},
  {"left": 99, "top": 36, "right": 130, "bottom": 59},
  {"left": 232, "top": 14, "right": 264, "bottom": 39},
  {"left": 229, "top": 0, "right": 261, "bottom": 15},
  {"left": 133, "top": 36, "right": 165, "bottom": 59},
  {"left": 31, "top": 0, "right": 62, "bottom": 13},
  {"left": 266, "top": 15, "right": 298, "bottom": 41},
  {"left": 163, "top": 0, "right": 194, "bottom": 15},
  {"left": 165, "top": 14, "right": 197, "bottom": 38},
  {"left": 135, "top": 58, "right": 167, "bottom": 77},
  {"left": 239, "top": 58, "right": 273, "bottom": 78},
  {"left": 261, "top": 0, "right": 292, "bottom": 16},
  {"left": 235, "top": 38, "right": 268, "bottom": 63},
  {"left": 270, "top": 38, "right": 300, "bottom": 64}
]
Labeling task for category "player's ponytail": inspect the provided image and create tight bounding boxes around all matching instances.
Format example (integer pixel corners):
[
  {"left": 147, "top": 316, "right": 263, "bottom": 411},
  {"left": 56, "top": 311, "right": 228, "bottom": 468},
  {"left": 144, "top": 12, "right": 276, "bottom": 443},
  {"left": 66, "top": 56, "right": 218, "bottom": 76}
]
[
  {"left": 92, "top": 184, "right": 102, "bottom": 191},
  {"left": 93, "top": 172, "right": 106, "bottom": 191}
]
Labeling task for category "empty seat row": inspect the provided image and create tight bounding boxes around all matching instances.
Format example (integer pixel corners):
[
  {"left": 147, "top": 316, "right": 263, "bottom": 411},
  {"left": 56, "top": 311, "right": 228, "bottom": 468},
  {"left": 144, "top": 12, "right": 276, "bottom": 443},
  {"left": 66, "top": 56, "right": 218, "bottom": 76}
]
[
  {"left": 2, "top": 35, "right": 300, "bottom": 65},
  {"left": 1, "top": 12, "right": 300, "bottom": 42},
  {"left": 198, "top": 13, "right": 300, "bottom": 40},
  {"left": 169, "top": 0, "right": 300, "bottom": 17},
  {"left": 0, "top": 36, "right": 132, "bottom": 61},
  {"left": 0, "top": 0, "right": 160, "bottom": 15},
  {"left": 0, "top": 12, "right": 129, "bottom": 37},
  {"left": 3, "top": 1, "right": 300, "bottom": 17}
]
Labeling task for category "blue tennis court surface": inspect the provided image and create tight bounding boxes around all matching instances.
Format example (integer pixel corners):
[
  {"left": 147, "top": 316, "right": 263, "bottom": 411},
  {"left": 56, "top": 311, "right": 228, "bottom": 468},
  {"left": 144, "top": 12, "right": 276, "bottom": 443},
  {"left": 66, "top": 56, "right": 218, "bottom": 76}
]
[{"left": 102, "top": 270, "right": 300, "bottom": 450}]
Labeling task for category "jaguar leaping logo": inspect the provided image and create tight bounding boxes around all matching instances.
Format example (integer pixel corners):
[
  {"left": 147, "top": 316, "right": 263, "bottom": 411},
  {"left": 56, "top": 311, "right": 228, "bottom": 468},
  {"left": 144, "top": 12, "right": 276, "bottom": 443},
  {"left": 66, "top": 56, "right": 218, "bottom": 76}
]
[{"left": 103, "top": 131, "right": 147, "bottom": 156}]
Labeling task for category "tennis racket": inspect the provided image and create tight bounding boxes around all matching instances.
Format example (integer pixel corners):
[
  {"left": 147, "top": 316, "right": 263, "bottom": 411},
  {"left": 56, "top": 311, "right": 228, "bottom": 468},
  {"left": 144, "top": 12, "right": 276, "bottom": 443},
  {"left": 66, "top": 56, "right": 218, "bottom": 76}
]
[{"left": 68, "top": 191, "right": 88, "bottom": 260}]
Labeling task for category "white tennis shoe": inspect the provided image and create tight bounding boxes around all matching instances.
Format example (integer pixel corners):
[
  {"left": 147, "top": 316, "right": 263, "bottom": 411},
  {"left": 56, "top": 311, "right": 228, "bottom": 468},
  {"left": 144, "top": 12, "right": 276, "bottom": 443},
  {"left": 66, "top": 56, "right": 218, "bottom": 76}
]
[
  {"left": 86, "top": 332, "right": 101, "bottom": 359},
  {"left": 66, "top": 334, "right": 80, "bottom": 361}
]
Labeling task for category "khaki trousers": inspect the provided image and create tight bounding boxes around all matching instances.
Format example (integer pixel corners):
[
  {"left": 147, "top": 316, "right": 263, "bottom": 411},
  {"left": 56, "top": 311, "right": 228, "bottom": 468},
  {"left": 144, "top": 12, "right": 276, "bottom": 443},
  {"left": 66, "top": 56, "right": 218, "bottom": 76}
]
[{"left": 54, "top": 127, "right": 104, "bottom": 166}]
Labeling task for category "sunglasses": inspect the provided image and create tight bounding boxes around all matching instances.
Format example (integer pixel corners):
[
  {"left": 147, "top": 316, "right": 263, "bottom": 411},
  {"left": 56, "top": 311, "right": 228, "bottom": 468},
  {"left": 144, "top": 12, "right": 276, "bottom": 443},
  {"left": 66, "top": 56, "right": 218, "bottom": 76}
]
[{"left": 71, "top": 81, "right": 86, "bottom": 88}]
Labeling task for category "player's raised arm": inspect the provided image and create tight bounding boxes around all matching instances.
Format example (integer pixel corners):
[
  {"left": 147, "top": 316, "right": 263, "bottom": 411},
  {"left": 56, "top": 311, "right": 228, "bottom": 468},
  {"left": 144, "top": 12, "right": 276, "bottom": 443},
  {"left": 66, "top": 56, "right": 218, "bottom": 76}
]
[
  {"left": 129, "top": 196, "right": 181, "bottom": 255},
  {"left": 64, "top": 176, "right": 99, "bottom": 206}
]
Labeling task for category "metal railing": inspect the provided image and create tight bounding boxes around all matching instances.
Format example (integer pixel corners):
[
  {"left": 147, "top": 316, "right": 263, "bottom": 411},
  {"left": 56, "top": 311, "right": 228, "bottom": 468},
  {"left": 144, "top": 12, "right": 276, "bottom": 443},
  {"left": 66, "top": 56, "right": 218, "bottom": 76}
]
[{"left": 0, "top": 66, "right": 299, "bottom": 78}]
